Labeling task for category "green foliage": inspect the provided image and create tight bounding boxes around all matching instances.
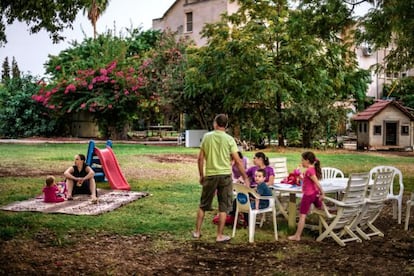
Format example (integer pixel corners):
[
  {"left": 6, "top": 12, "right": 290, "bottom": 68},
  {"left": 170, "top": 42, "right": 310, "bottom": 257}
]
[
  {"left": 384, "top": 76, "right": 414, "bottom": 109},
  {"left": 0, "top": 0, "right": 89, "bottom": 45},
  {"left": 139, "top": 31, "right": 192, "bottom": 127},
  {"left": 33, "top": 29, "right": 187, "bottom": 139},
  {"left": 82, "top": 0, "right": 109, "bottom": 39},
  {"left": 1, "top": 57, "right": 10, "bottom": 82},
  {"left": 11, "top": 56, "right": 20, "bottom": 79},
  {"left": 0, "top": 75, "right": 60, "bottom": 138},
  {"left": 183, "top": 0, "right": 370, "bottom": 146},
  {"left": 358, "top": 0, "right": 414, "bottom": 72}
]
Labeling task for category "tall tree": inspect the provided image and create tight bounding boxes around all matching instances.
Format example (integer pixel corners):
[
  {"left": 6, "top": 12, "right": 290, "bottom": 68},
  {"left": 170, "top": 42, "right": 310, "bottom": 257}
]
[
  {"left": 357, "top": 0, "right": 414, "bottom": 72},
  {"left": 11, "top": 56, "right": 20, "bottom": 79},
  {"left": 183, "top": 0, "right": 370, "bottom": 147},
  {"left": 1, "top": 57, "right": 9, "bottom": 83},
  {"left": 0, "top": 0, "right": 89, "bottom": 45},
  {"left": 83, "top": 0, "right": 109, "bottom": 39}
]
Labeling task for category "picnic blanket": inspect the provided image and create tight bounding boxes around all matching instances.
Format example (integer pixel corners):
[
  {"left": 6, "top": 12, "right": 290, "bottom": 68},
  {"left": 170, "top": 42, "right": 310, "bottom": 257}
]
[{"left": 0, "top": 189, "right": 149, "bottom": 215}]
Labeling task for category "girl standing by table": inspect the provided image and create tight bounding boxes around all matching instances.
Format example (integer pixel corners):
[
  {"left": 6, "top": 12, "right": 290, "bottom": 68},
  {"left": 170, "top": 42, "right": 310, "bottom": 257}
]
[{"left": 288, "top": 151, "right": 325, "bottom": 241}]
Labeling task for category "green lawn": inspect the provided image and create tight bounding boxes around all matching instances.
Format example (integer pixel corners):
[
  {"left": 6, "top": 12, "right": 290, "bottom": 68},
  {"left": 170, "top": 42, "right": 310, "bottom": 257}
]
[{"left": 0, "top": 143, "right": 413, "bottom": 243}]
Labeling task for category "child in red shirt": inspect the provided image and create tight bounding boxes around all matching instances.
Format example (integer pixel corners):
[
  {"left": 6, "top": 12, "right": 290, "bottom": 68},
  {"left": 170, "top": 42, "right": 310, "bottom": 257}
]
[
  {"left": 288, "top": 151, "right": 325, "bottom": 241},
  {"left": 43, "top": 175, "right": 65, "bottom": 203}
]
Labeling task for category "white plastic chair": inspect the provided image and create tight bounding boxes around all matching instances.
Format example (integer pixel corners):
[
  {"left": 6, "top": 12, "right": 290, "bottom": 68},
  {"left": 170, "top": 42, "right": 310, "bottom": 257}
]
[
  {"left": 322, "top": 167, "right": 345, "bottom": 199},
  {"left": 369, "top": 166, "right": 404, "bottom": 224},
  {"left": 354, "top": 171, "right": 394, "bottom": 240},
  {"left": 270, "top": 157, "right": 288, "bottom": 184},
  {"left": 405, "top": 193, "right": 414, "bottom": 231},
  {"left": 314, "top": 172, "right": 369, "bottom": 246},
  {"left": 270, "top": 157, "right": 290, "bottom": 218},
  {"left": 322, "top": 167, "right": 345, "bottom": 180},
  {"left": 232, "top": 183, "right": 278, "bottom": 243}
]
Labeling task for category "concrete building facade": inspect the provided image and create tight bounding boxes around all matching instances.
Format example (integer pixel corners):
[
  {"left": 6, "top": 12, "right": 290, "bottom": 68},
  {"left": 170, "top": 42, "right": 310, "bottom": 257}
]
[{"left": 152, "top": 0, "right": 239, "bottom": 46}]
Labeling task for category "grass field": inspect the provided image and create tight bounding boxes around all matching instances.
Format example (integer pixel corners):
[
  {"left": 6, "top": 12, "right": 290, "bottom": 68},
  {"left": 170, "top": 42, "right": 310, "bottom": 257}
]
[{"left": 0, "top": 142, "right": 413, "bottom": 243}]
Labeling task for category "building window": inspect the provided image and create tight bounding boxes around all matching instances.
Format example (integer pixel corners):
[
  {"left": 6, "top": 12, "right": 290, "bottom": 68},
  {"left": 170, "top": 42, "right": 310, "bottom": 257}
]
[
  {"left": 374, "top": 125, "right": 381, "bottom": 135},
  {"left": 186, "top": 12, "right": 193, "bottom": 32},
  {"left": 401, "top": 125, "right": 409, "bottom": 136},
  {"left": 364, "top": 123, "right": 367, "bottom": 133}
]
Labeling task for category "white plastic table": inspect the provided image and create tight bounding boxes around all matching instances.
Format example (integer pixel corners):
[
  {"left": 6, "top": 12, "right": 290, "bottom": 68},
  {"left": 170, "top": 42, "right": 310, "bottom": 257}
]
[{"left": 273, "top": 178, "right": 348, "bottom": 229}]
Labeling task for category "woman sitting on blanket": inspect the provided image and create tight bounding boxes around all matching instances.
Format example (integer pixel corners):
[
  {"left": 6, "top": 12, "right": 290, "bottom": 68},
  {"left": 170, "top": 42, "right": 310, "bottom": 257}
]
[
  {"left": 64, "top": 154, "right": 98, "bottom": 203},
  {"left": 43, "top": 175, "right": 64, "bottom": 203}
]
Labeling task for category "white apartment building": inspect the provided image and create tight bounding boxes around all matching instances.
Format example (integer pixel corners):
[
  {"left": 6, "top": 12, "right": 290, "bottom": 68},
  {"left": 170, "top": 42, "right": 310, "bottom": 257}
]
[{"left": 153, "top": 0, "right": 413, "bottom": 100}]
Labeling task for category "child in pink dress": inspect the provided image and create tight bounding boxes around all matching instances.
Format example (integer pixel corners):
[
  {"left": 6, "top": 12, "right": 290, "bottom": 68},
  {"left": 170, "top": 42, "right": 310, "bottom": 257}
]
[
  {"left": 43, "top": 175, "right": 65, "bottom": 203},
  {"left": 288, "top": 151, "right": 325, "bottom": 241}
]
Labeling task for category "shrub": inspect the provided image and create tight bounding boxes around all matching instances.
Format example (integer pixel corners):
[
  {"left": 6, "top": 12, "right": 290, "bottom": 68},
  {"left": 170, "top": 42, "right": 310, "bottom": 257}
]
[{"left": 0, "top": 76, "right": 60, "bottom": 138}]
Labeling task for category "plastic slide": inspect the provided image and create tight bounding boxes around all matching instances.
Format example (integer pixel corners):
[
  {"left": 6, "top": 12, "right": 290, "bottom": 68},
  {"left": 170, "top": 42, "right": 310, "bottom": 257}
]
[{"left": 93, "top": 147, "right": 131, "bottom": 191}]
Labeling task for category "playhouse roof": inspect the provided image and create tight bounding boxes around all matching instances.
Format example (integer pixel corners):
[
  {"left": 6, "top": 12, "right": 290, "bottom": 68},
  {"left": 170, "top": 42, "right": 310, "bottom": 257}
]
[{"left": 352, "top": 100, "right": 414, "bottom": 121}]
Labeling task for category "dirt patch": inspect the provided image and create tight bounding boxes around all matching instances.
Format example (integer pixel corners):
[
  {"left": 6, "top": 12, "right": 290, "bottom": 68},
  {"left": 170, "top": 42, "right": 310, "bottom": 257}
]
[
  {"left": 148, "top": 154, "right": 198, "bottom": 163},
  {"left": 0, "top": 166, "right": 60, "bottom": 177},
  {"left": 1, "top": 202, "right": 413, "bottom": 275},
  {"left": 0, "top": 154, "right": 198, "bottom": 178}
]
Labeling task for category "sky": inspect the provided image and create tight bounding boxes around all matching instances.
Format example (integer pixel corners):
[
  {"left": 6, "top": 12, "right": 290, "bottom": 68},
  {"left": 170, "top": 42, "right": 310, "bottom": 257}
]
[{"left": 0, "top": 0, "right": 176, "bottom": 77}]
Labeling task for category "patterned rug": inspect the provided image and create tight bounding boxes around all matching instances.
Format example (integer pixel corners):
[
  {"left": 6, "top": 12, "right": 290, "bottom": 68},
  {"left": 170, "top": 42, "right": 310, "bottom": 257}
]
[{"left": 0, "top": 189, "right": 149, "bottom": 215}]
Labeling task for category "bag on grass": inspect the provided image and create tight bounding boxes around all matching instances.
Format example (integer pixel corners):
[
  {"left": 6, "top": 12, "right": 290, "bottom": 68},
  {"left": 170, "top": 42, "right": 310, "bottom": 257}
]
[{"left": 212, "top": 213, "right": 247, "bottom": 227}]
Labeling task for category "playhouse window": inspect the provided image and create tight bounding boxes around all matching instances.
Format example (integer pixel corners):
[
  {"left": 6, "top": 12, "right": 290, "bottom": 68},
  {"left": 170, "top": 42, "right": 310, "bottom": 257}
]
[
  {"left": 374, "top": 125, "right": 382, "bottom": 135},
  {"left": 401, "top": 125, "right": 409, "bottom": 136},
  {"left": 359, "top": 123, "right": 368, "bottom": 133}
]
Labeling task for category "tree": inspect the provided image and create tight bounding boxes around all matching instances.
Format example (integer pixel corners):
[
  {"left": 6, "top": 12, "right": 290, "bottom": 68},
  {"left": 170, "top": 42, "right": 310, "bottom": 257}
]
[
  {"left": 182, "top": 0, "right": 370, "bottom": 147},
  {"left": 384, "top": 77, "right": 414, "bottom": 109},
  {"left": 1, "top": 57, "right": 9, "bottom": 83},
  {"left": 0, "top": 0, "right": 89, "bottom": 45},
  {"left": 138, "top": 31, "right": 192, "bottom": 128},
  {"left": 357, "top": 0, "right": 414, "bottom": 72},
  {"left": 83, "top": 0, "right": 109, "bottom": 39},
  {"left": 33, "top": 29, "right": 187, "bottom": 139},
  {"left": 11, "top": 56, "right": 20, "bottom": 79},
  {"left": 0, "top": 75, "right": 60, "bottom": 138}
]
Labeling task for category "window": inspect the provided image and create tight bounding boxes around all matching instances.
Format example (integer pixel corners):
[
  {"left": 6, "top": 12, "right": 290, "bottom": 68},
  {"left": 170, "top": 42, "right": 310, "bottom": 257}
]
[
  {"left": 186, "top": 12, "right": 193, "bottom": 32},
  {"left": 374, "top": 125, "right": 381, "bottom": 135},
  {"left": 401, "top": 125, "right": 409, "bottom": 136},
  {"left": 358, "top": 123, "right": 368, "bottom": 133}
]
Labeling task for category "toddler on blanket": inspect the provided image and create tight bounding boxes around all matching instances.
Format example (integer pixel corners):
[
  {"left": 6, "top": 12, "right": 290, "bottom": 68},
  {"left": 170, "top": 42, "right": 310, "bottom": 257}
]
[{"left": 43, "top": 175, "right": 64, "bottom": 203}]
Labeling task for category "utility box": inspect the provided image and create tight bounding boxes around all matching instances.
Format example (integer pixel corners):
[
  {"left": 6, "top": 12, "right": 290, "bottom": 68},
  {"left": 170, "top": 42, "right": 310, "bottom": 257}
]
[{"left": 185, "top": 130, "right": 208, "bottom": 147}]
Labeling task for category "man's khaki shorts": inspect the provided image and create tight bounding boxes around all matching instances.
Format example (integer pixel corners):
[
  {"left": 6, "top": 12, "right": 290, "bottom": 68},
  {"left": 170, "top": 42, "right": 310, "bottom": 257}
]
[{"left": 199, "top": 175, "right": 233, "bottom": 213}]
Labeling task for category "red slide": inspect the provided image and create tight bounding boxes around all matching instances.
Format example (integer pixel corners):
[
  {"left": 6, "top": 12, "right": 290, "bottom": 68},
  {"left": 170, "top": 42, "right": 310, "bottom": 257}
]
[{"left": 93, "top": 147, "right": 131, "bottom": 191}]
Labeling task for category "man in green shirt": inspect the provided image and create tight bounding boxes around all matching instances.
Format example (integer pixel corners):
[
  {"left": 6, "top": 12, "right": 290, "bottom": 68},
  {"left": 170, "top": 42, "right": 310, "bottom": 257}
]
[{"left": 192, "top": 114, "right": 250, "bottom": 242}]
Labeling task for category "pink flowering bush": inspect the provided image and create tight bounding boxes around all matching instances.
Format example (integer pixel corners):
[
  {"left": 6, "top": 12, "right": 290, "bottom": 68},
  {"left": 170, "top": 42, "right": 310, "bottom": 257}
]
[
  {"left": 32, "top": 29, "right": 189, "bottom": 138},
  {"left": 33, "top": 59, "right": 158, "bottom": 138}
]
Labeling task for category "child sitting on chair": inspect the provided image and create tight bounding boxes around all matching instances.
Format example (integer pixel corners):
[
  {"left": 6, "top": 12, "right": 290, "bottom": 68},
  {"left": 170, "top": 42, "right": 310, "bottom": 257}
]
[
  {"left": 251, "top": 169, "right": 273, "bottom": 210},
  {"left": 43, "top": 175, "right": 65, "bottom": 203}
]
